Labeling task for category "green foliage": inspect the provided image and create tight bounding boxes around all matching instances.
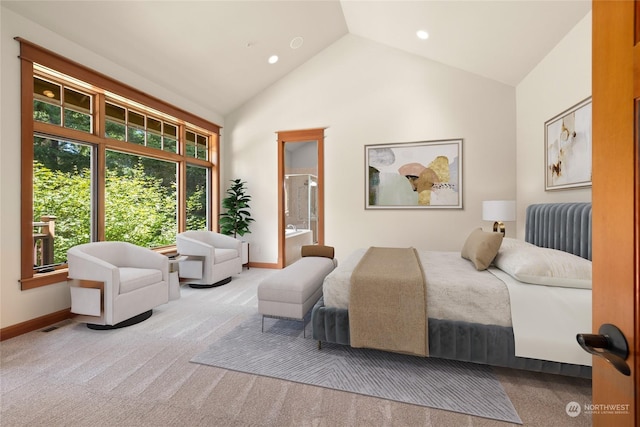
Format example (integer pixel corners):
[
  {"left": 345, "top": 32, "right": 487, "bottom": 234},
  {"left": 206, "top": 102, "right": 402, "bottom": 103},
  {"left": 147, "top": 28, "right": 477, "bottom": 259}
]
[
  {"left": 105, "top": 120, "right": 126, "bottom": 141},
  {"left": 34, "top": 136, "right": 91, "bottom": 173},
  {"left": 219, "top": 179, "right": 254, "bottom": 238},
  {"left": 186, "top": 183, "right": 207, "bottom": 230},
  {"left": 33, "top": 161, "right": 91, "bottom": 263},
  {"left": 32, "top": 134, "right": 208, "bottom": 266},
  {"left": 64, "top": 110, "right": 91, "bottom": 132},
  {"left": 104, "top": 164, "right": 177, "bottom": 248},
  {"left": 33, "top": 160, "right": 178, "bottom": 264},
  {"left": 34, "top": 100, "right": 61, "bottom": 126},
  {"left": 33, "top": 100, "right": 91, "bottom": 132},
  {"left": 185, "top": 165, "right": 208, "bottom": 231}
]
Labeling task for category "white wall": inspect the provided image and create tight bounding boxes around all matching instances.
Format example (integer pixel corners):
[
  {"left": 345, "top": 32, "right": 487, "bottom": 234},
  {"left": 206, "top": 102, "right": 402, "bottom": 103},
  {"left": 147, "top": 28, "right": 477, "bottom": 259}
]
[
  {"left": 0, "top": 7, "right": 224, "bottom": 329},
  {"left": 515, "top": 12, "right": 592, "bottom": 238},
  {"left": 224, "top": 34, "right": 517, "bottom": 264}
]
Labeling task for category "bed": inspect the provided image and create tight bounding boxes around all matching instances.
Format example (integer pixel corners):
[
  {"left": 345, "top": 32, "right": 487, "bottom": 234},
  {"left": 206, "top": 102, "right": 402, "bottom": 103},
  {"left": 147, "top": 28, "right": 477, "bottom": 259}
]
[{"left": 311, "top": 202, "right": 593, "bottom": 378}]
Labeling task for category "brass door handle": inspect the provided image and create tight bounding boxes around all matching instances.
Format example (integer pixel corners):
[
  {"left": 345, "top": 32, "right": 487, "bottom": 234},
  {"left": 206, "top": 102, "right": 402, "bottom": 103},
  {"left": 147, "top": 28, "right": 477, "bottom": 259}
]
[{"left": 577, "top": 324, "right": 630, "bottom": 376}]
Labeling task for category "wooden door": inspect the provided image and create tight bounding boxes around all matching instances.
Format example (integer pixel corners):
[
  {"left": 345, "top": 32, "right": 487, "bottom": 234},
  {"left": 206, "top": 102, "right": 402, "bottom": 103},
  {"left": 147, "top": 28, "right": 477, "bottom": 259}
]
[
  {"left": 592, "top": 1, "right": 639, "bottom": 425},
  {"left": 277, "top": 128, "right": 325, "bottom": 268}
]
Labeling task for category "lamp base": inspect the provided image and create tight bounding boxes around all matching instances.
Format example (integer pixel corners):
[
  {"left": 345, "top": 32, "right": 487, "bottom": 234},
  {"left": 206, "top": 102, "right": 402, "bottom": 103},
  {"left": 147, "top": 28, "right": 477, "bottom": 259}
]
[{"left": 493, "top": 221, "right": 506, "bottom": 236}]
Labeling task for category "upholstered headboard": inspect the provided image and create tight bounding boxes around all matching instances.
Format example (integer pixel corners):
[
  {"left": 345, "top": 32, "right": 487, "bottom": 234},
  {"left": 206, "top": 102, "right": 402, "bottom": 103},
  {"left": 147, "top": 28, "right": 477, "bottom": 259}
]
[{"left": 525, "top": 202, "right": 592, "bottom": 260}]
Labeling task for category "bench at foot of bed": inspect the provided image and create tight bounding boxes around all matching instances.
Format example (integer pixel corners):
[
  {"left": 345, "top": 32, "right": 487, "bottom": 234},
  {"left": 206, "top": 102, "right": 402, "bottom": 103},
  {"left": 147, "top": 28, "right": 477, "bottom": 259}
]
[{"left": 258, "top": 248, "right": 337, "bottom": 337}]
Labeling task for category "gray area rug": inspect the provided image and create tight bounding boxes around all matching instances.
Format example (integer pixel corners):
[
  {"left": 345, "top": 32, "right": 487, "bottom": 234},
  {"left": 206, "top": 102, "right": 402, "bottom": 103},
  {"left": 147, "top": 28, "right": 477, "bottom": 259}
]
[{"left": 191, "top": 315, "right": 522, "bottom": 424}]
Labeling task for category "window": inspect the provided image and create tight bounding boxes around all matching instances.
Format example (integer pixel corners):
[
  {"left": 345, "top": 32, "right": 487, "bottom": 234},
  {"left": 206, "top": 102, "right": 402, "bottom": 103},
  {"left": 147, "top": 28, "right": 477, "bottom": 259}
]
[
  {"left": 33, "top": 136, "right": 93, "bottom": 270},
  {"left": 186, "top": 130, "right": 209, "bottom": 160},
  {"left": 19, "top": 39, "right": 221, "bottom": 290},
  {"left": 105, "top": 101, "right": 179, "bottom": 153},
  {"left": 33, "top": 76, "right": 93, "bottom": 132},
  {"left": 186, "top": 164, "right": 209, "bottom": 230},
  {"left": 104, "top": 151, "right": 177, "bottom": 247}
]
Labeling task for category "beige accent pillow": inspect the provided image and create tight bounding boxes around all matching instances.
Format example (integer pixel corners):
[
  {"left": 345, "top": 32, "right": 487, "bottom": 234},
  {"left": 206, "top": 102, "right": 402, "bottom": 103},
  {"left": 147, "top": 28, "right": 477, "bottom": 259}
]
[
  {"left": 461, "top": 228, "right": 504, "bottom": 270},
  {"left": 494, "top": 239, "right": 592, "bottom": 289}
]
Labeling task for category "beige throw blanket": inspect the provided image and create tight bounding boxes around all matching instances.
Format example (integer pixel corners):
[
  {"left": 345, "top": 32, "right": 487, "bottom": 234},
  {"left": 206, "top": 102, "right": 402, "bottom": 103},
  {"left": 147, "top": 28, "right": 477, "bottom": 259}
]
[{"left": 348, "top": 247, "right": 428, "bottom": 357}]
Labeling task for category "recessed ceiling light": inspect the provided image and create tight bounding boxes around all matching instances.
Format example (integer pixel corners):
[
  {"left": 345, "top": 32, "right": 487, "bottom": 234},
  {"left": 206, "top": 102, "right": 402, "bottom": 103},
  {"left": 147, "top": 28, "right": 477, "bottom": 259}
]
[
  {"left": 416, "top": 30, "right": 429, "bottom": 40},
  {"left": 268, "top": 55, "right": 279, "bottom": 64},
  {"left": 43, "top": 90, "right": 55, "bottom": 98},
  {"left": 290, "top": 36, "right": 304, "bottom": 49}
]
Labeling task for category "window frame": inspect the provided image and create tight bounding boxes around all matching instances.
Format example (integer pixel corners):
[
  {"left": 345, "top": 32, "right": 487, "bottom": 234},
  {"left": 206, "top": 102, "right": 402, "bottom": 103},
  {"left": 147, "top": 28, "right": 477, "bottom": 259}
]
[{"left": 18, "top": 38, "right": 221, "bottom": 290}]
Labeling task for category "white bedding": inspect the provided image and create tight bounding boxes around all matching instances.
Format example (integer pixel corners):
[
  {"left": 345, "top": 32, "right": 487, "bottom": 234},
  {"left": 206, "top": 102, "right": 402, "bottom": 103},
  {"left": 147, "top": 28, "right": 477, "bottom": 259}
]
[
  {"left": 489, "top": 267, "right": 592, "bottom": 366},
  {"left": 322, "top": 248, "right": 512, "bottom": 327},
  {"left": 322, "top": 247, "right": 593, "bottom": 366}
]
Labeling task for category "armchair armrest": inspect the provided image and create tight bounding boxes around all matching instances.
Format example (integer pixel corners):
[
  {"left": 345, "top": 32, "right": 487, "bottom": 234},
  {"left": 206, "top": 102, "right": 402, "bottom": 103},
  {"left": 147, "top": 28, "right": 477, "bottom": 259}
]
[
  {"left": 176, "top": 235, "right": 216, "bottom": 258},
  {"left": 67, "top": 249, "right": 119, "bottom": 307},
  {"left": 122, "top": 245, "right": 169, "bottom": 281},
  {"left": 210, "top": 233, "right": 242, "bottom": 252}
]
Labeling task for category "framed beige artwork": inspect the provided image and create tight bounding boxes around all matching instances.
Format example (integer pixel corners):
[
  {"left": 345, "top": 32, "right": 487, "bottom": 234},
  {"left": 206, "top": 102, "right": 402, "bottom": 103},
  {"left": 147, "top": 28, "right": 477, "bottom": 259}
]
[
  {"left": 545, "top": 97, "right": 592, "bottom": 190},
  {"left": 365, "top": 139, "right": 462, "bottom": 209}
]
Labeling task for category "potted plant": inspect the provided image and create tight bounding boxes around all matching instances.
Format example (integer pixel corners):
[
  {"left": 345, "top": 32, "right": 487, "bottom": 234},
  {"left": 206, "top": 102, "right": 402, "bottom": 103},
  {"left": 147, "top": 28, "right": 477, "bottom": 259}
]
[{"left": 219, "top": 179, "right": 254, "bottom": 265}]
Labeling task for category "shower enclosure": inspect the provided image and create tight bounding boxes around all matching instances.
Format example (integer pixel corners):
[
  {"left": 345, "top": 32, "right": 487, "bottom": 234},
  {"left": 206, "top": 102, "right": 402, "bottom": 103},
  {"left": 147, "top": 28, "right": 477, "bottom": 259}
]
[{"left": 284, "top": 174, "right": 318, "bottom": 265}]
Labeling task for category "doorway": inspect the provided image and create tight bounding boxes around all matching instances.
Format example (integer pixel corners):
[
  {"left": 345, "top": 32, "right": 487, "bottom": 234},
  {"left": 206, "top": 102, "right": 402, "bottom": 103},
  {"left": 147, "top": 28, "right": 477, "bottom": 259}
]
[{"left": 277, "top": 128, "right": 325, "bottom": 268}]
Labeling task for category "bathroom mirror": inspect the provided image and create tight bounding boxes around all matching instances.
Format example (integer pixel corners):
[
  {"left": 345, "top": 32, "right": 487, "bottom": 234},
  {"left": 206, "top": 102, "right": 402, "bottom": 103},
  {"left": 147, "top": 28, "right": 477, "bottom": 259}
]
[{"left": 277, "top": 129, "right": 325, "bottom": 267}]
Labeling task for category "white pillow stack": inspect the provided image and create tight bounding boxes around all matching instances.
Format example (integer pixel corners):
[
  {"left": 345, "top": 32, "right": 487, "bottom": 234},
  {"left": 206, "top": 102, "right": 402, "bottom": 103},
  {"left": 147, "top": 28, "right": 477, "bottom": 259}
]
[{"left": 494, "top": 238, "right": 592, "bottom": 289}]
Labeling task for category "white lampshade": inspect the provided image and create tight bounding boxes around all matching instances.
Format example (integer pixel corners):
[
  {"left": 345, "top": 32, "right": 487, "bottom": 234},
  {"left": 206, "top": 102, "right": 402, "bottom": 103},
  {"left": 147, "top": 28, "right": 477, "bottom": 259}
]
[{"left": 482, "top": 200, "right": 516, "bottom": 222}]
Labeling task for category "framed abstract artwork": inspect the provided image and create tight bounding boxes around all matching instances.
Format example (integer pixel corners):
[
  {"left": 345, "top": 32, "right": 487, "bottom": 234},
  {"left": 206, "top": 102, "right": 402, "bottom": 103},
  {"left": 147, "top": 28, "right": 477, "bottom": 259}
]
[
  {"left": 365, "top": 139, "right": 462, "bottom": 209},
  {"left": 545, "top": 97, "right": 592, "bottom": 190}
]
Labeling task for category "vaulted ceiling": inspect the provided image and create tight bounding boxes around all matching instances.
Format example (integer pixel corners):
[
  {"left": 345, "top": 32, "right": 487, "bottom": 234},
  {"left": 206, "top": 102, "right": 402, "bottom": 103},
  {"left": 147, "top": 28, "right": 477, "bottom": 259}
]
[{"left": 3, "top": 1, "right": 591, "bottom": 116}]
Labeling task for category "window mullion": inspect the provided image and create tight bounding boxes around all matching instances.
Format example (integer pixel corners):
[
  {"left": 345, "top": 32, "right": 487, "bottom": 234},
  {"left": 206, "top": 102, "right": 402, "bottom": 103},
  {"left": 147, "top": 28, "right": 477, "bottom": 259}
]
[
  {"left": 95, "top": 93, "right": 106, "bottom": 141},
  {"left": 104, "top": 139, "right": 183, "bottom": 163},
  {"left": 178, "top": 160, "right": 187, "bottom": 232},
  {"left": 210, "top": 132, "right": 219, "bottom": 231},
  {"left": 95, "top": 143, "right": 106, "bottom": 242},
  {"left": 33, "top": 121, "right": 104, "bottom": 145}
]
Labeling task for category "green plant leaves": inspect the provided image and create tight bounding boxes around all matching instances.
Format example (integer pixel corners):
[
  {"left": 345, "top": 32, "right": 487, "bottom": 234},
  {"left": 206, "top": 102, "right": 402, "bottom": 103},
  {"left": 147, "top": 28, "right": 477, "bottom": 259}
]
[{"left": 219, "top": 178, "right": 255, "bottom": 238}]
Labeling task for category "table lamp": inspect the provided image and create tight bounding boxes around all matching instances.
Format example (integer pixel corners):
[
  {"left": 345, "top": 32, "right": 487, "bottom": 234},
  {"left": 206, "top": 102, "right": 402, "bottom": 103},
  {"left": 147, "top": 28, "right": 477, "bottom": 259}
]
[{"left": 482, "top": 200, "right": 516, "bottom": 235}]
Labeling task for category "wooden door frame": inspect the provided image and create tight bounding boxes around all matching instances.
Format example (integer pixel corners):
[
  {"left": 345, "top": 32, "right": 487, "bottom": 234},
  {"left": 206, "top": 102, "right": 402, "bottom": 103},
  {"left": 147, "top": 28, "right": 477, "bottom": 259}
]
[
  {"left": 277, "top": 128, "right": 325, "bottom": 268},
  {"left": 592, "top": 1, "right": 639, "bottom": 425}
]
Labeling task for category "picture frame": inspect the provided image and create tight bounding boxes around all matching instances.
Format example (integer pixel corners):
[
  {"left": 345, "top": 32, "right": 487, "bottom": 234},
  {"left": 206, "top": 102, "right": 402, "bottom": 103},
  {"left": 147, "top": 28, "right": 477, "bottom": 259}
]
[
  {"left": 545, "top": 97, "right": 592, "bottom": 190},
  {"left": 365, "top": 139, "right": 463, "bottom": 209}
]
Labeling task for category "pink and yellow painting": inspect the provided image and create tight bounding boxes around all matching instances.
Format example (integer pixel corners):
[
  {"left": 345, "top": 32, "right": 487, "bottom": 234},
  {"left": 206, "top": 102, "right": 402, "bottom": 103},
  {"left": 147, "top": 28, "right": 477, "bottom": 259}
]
[{"left": 366, "top": 139, "right": 462, "bottom": 209}]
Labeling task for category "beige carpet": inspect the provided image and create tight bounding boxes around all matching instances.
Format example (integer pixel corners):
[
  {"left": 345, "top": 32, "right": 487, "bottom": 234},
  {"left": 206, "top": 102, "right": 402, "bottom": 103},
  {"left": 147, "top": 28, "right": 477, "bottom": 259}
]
[{"left": 1, "top": 268, "right": 592, "bottom": 426}]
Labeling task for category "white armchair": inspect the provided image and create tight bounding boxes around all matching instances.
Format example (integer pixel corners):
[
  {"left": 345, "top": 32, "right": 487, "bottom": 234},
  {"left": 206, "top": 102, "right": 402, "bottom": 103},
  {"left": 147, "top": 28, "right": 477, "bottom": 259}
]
[
  {"left": 176, "top": 231, "right": 242, "bottom": 288},
  {"left": 67, "top": 241, "right": 169, "bottom": 329}
]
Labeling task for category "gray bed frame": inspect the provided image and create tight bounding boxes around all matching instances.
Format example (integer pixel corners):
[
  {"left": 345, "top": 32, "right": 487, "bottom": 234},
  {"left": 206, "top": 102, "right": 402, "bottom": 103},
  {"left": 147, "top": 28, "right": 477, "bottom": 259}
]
[{"left": 311, "top": 202, "right": 593, "bottom": 378}]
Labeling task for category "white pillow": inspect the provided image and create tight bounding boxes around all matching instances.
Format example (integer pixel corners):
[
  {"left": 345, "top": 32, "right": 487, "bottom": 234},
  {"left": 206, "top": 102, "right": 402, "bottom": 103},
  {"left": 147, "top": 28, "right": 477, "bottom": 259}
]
[
  {"left": 499, "top": 237, "right": 536, "bottom": 251},
  {"left": 494, "top": 238, "right": 592, "bottom": 289}
]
